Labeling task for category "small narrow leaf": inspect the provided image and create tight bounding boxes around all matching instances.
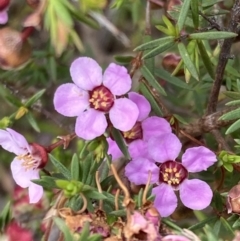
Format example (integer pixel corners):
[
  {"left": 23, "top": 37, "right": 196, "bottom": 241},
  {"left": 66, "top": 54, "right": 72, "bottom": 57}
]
[
  {"left": 24, "top": 89, "right": 46, "bottom": 107},
  {"left": 191, "top": 0, "right": 199, "bottom": 28},
  {"left": 49, "top": 154, "right": 71, "bottom": 180},
  {"left": 178, "top": 42, "right": 199, "bottom": 81},
  {"left": 189, "top": 31, "right": 237, "bottom": 40},
  {"left": 134, "top": 36, "right": 175, "bottom": 51},
  {"left": 111, "top": 127, "right": 130, "bottom": 159},
  {"left": 189, "top": 216, "right": 218, "bottom": 230},
  {"left": 197, "top": 40, "right": 214, "bottom": 79},
  {"left": 155, "top": 69, "right": 192, "bottom": 90},
  {"left": 26, "top": 113, "right": 40, "bottom": 132},
  {"left": 141, "top": 65, "right": 167, "bottom": 96},
  {"left": 143, "top": 41, "right": 175, "bottom": 59},
  {"left": 139, "top": 83, "right": 162, "bottom": 116},
  {"left": 220, "top": 108, "right": 240, "bottom": 121},
  {"left": 54, "top": 217, "right": 73, "bottom": 241},
  {"left": 225, "top": 119, "right": 240, "bottom": 134},
  {"left": 226, "top": 100, "right": 240, "bottom": 106},
  {"left": 71, "top": 153, "right": 80, "bottom": 180},
  {"left": 177, "top": 0, "right": 191, "bottom": 31}
]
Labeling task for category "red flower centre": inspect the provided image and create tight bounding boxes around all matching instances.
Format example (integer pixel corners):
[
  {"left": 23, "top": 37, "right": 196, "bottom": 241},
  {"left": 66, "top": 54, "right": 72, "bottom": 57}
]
[
  {"left": 159, "top": 161, "right": 188, "bottom": 189},
  {"left": 89, "top": 85, "right": 114, "bottom": 112},
  {"left": 122, "top": 121, "right": 143, "bottom": 143}
]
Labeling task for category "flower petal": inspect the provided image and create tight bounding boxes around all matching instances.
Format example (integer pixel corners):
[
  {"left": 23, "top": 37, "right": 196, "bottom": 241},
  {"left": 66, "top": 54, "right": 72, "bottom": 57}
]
[
  {"left": 125, "top": 158, "right": 159, "bottom": 185},
  {"left": 179, "top": 179, "right": 213, "bottom": 210},
  {"left": 148, "top": 133, "right": 182, "bottom": 163},
  {"left": 162, "top": 235, "right": 191, "bottom": 241},
  {"left": 103, "top": 63, "right": 131, "bottom": 95},
  {"left": 75, "top": 109, "right": 107, "bottom": 140},
  {"left": 70, "top": 57, "right": 102, "bottom": 90},
  {"left": 181, "top": 146, "right": 217, "bottom": 172},
  {"left": 107, "top": 137, "right": 123, "bottom": 160},
  {"left": 128, "top": 92, "right": 151, "bottom": 121},
  {"left": 28, "top": 182, "right": 43, "bottom": 203},
  {"left": 142, "top": 117, "right": 172, "bottom": 141},
  {"left": 0, "top": 128, "right": 30, "bottom": 155},
  {"left": 152, "top": 184, "right": 178, "bottom": 217},
  {"left": 110, "top": 98, "right": 139, "bottom": 131},
  {"left": 10, "top": 158, "right": 40, "bottom": 188},
  {"left": 53, "top": 83, "right": 89, "bottom": 117},
  {"left": 0, "top": 10, "right": 8, "bottom": 24},
  {"left": 128, "top": 140, "right": 150, "bottom": 159}
]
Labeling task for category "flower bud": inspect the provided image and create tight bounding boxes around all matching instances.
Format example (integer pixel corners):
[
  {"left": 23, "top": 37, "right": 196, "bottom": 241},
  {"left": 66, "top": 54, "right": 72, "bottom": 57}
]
[
  {"left": 162, "top": 53, "right": 183, "bottom": 75},
  {"left": 227, "top": 184, "right": 240, "bottom": 214},
  {"left": 0, "top": 27, "right": 32, "bottom": 70},
  {"left": 0, "top": 0, "right": 10, "bottom": 11},
  {"left": 145, "top": 207, "right": 161, "bottom": 227}
]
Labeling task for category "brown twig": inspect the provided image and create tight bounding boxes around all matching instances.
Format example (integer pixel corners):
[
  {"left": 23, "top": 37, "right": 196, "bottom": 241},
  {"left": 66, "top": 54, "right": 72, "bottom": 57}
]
[
  {"left": 199, "top": 12, "right": 222, "bottom": 31},
  {"left": 211, "top": 129, "right": 231, "bottom": 151},
  {"left": 206, "top": 0, "right": 240, "bottom": 115}
]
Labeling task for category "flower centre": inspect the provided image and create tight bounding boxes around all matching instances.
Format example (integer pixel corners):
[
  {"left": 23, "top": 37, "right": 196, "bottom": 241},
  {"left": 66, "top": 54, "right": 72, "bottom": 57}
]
[
  {"left": 159, "top": 161, "right": 188, "bottom": 189},
  {"left": 89, "top": 85, "right": 114, "bottom": 112},
  {"left": 17, "top": 153, "right": 40, "bottom": 170},
  {"left": 122, "top": 122, "right": 143, "bottom": 143}
]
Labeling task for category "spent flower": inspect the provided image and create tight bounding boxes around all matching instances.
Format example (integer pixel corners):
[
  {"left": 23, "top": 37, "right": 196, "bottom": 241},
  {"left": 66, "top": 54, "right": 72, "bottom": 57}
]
[
  {"left": 125, "top": 133, "right": 217, "bottom": 217},
  {"left": 0, "top": 128, "right": 47, "bottom": 203},
  {"left": 54, "top": 57, "right": 139, "bottom": 140}
]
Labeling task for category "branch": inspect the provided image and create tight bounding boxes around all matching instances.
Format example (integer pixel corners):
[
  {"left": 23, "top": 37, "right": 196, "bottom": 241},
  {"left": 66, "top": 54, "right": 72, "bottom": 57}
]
[{"left": 206, "top": 0, "right": 240, "bottom": 115}]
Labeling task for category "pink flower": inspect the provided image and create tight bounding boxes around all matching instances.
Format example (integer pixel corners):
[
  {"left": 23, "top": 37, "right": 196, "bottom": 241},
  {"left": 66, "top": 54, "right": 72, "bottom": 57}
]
[
  {"left": 54, "top": 57, "right": 139, "bottom": 140},
  {"left": 162, "top": 235, "right": 191, "bottom": 241},
  {"left": 0, "top": 0, "right": 10, "bottom": 24},
  {"left": 0, "top": 128, "right": 47, "bottom": 203},
  {"left": 107, "top": 92, "right": 171, "bottom": 159},
  {"left": 125, "top": 133, "right": 217, "bottom": 217}
]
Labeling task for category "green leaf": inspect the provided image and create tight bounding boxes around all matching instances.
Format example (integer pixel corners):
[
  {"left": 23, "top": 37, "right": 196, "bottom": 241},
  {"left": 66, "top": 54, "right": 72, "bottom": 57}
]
[
  {"left": 24, "top": 89, "right": 46, "bottom": 108},
  {"left": 49, "top": 154, "right": 71, "bottom": 180},
  {"left": 141, "top": 65, "right": 167, "bottom": 96},
  {"left": 197, "top": 40, "right": 215, "bottom": 79},
  {"left": 178, "top": 42, "right": 199, "bottom": 81},
  {"left": 143, "top": 41, "right": 175, "bottom": 59},
  {"left": 81, "top": 154, "right": 93, "bottom": 183},
  {"left": 213, "top": 220, "right": 221, "bottom": 237},
  {"left": 155, "top": 68, "right": 192, "bottom": 90},
  {"left": 54, "top": 217, "right": 73, "bottom": 241},
  {"left": 233, "top": 217, "right": 240, "bottom": 228},
  {"left": 226, "top": 100, "right": 240, "bottom": 106},
  {"left": 220, "top": 108, "right": 240, "bottom": 121},
  {"left": 111, "top": 127, "right": 130, "bottom": 159},
  {"left": 32, "top": 176, "right": 58, "bottom": 189},
  {"left": 83, "top": 190, "right": 107, "bottom": 200},
  {"left": 225, "top": 119, "right": 240, "bottom": 134},
  {"left": 223, "top": 163, "right": 233, "bottom": 172},
  {"left": 71, "top": 153, "right": 80, "bottom": 180},
  {"left": 26, "top": 113, "right": 40, "bottom": 132},
  {"left": 139, "top": 82, "right": 163, "bottom": 116},
  {"left": 177, "top": 0, "right": 191, "bottom": 31},
  {"left": 155, "top": 25, "right": 174, "bottom": 36},
  {"left": 114, "top": 55, "right": 134, "bottom": 64},
  {"left": 0, "top": 201, "right": 11, "bottom": 232},
  {"left": 79, "top": 222, "right": 90, "bottom": 241},
  {"left": 162, "top": 218, "right": 182, "bottom": 232},
  {"left": 189, "top": 216, "right": 218, "bottom": 230},
  {"left": 143, "top": 35, "right": 155, "bottom": 74},
  {"left": 189, "top": 31, "right": 237, "bottom": 40},
  {"left": 223, "top": 91, "right": 240, "bottom": 100},
  {"left": 191, "top": 0, "right": 199, "bottom": 28},
  {"left": 220, "top": 217, "right": 235, "bottom": 235},
  {"left": 134, "top": 36, "right": 175, "bottom": 51},
  {"left": 202, "top": 0, "right": 224, "bottom": 8},
  {"left": 110, "top": 210, "right": 127, "bottom": 217}
]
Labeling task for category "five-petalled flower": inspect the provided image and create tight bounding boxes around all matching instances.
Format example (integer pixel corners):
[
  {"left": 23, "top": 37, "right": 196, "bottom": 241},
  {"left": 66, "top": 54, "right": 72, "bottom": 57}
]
[
  {"left": 54, "top": 57, "right": 139, "bottom": 140},
  {"left": 107, "top": 92, "right": 172, "bottom": 160},
  {"left": 125, "top": 133, "right": 217, "bottom": 217},
  {"left": 0, "top": 128, "right": 47, "bottom": 203}
]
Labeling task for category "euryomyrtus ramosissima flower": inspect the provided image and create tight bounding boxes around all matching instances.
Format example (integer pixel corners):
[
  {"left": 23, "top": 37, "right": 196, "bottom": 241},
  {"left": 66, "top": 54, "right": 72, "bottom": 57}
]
[
  {"left": 162, "top": 234, "right": 191, "bottom": 241},
  {"left": 0, "top": 128, "right": 48, "bottom": 203},
  {"left": 125, "top": 133, "right": 217, "bottom": 217},
  {"left": 107, "top": 92, "right": 172, "bottom": 160},
  {"left": 54, "top": 57, "right": 139, "bottom": 140},
  {"left": 0, "top": 0, "right": 10, "bottom": 24},
  {"left": 227, "top": 184, "right": 240, "bottom": 214}
]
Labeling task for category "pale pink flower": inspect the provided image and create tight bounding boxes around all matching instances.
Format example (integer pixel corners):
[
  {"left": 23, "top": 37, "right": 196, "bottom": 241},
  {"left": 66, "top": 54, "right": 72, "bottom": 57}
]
[{"left": 0, "top": 128, "right": 47, "bottom": 203}]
